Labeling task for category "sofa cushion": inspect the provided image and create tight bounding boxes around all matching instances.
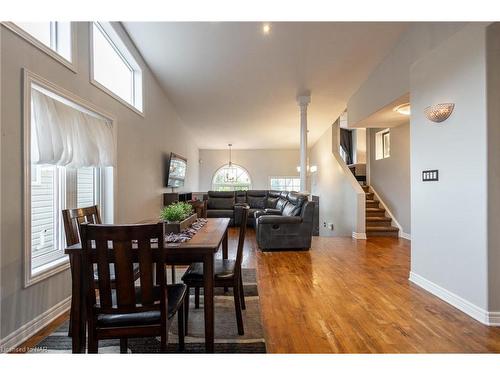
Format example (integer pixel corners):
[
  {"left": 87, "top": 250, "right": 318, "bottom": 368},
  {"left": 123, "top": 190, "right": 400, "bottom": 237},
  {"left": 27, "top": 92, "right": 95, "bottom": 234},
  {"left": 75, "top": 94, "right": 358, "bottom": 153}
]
[
  {"left": 207, "top": 209, "right": 234, "bottom": 218},
  {"left": 276, "top": 198, "right": 288, "bottom": 212},
  {"left": 207, "top": 191, "right": 235, "bottom": 210},
  {"left": 235, "top": 191, "right": 247, "bottom": 203},
  {"left": 282, "top": 192, "right": 307, "bottom": 216},
  {"left": 246, "top": 190, "right": 267, "bottom": 209}
]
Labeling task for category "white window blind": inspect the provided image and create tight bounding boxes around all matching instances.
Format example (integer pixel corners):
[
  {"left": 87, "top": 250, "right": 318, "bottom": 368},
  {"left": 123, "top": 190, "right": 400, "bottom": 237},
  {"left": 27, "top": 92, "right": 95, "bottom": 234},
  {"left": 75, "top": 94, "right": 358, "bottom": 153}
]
[{"left": 31, "top": 87, "right": 116, "bottom": 168}]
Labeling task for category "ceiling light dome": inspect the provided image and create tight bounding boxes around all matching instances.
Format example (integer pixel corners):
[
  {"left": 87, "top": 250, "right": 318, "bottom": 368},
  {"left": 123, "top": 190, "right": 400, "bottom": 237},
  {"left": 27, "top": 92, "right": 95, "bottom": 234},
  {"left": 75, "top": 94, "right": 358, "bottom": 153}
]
[{"left": 393, "top": 103, "right": 411, "bottom": 116}]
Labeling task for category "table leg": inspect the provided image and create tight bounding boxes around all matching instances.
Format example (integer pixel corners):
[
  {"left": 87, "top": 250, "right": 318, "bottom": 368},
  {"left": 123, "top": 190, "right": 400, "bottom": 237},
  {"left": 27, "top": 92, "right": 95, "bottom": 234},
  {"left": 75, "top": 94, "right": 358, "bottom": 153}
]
[
  {"left": 222, "top": 229, "right": 228, "bottom": 260},
  {"left": 70, "top": 254, "right": 86, "bottom": 353},
  {"left": 203, "top": 253, "right": 215, "bottom": 353}
]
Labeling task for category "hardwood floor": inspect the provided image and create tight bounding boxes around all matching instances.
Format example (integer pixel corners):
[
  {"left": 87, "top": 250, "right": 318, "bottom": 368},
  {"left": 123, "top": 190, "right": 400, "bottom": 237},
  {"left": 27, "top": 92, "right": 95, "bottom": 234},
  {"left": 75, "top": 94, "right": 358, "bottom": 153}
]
[{"left": 13, "top": 228, "right": 500, "bottom": 353}]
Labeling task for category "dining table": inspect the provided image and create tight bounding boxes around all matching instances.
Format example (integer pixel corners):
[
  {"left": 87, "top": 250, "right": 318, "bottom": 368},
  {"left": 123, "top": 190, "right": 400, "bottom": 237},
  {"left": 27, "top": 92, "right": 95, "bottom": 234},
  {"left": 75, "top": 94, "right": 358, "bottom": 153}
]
[{"left": 65, "top": 217, "right": 230, "bottom": 353}]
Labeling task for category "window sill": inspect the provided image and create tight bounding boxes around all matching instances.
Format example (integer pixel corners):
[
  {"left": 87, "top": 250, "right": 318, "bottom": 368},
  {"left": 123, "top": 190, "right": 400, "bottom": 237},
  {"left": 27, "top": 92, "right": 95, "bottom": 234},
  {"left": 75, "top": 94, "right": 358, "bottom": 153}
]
[
  {"left": 90, "top": 79, "right": 144, "bottom": 117},
  {"left": 2, "top": 22, "right": 77, "bottom": 73},
  {"left": 25, "top": 256, "right": 70, "bottom": 288}
]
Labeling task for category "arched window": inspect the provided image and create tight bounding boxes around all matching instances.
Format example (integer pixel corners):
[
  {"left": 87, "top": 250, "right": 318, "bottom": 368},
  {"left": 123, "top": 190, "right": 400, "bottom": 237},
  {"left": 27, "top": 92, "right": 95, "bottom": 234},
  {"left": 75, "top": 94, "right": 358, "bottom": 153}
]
[{"left": 212, "top": 164, "right": 252, "bottom": 191}]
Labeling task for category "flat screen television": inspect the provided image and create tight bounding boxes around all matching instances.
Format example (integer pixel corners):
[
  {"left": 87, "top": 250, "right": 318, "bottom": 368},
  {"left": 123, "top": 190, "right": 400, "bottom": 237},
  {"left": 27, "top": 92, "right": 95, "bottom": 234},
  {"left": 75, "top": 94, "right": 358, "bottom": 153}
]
[{"left": 166, "top": 153, "right": 187, "bottom": 188}]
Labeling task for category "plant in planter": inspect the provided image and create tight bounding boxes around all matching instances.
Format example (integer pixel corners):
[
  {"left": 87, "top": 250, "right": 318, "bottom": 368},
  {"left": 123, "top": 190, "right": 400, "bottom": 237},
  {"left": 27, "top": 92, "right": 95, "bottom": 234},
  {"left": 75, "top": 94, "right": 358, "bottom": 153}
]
[
  {"left": 160, "top": 202, "right": 193, "bottom": 223},
  {"left": 160, "top": 202, "right": 196, "bottom": 233}
]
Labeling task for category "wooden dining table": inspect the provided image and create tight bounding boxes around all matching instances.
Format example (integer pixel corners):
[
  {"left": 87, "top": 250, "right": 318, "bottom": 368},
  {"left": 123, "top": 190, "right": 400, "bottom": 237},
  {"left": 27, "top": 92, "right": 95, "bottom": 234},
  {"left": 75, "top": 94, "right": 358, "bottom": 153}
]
[{"left": 65, "top": 217, "right": 230, "bottom": 353}]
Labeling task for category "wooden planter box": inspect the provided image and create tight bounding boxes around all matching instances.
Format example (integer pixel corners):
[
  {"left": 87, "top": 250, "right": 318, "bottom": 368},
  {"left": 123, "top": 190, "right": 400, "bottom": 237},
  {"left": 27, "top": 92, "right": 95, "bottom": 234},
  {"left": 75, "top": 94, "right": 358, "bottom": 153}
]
[{"left": 163, "top": 213, "right": 198, "bottom": 234}]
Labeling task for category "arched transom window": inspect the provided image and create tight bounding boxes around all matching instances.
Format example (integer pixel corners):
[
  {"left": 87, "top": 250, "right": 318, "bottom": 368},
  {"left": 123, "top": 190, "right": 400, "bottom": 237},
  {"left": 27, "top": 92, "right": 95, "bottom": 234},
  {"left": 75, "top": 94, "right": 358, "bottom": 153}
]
[{"left": 212, "top": 164, "right": 252, "bottom": 191}]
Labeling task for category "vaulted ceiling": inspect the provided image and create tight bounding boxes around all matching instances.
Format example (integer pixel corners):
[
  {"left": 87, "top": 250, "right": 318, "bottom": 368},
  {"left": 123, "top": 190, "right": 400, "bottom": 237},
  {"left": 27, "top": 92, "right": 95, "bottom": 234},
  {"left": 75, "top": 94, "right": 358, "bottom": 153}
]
[{"left": 123, "top": 22, "right": 408, "bottom": 149}]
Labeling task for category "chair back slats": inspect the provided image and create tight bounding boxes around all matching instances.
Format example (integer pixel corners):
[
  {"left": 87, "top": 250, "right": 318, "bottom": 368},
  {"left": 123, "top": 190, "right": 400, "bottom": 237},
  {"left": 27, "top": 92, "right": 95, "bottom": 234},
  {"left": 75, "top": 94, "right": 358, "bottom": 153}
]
[
  {"left": 95, "top": 239, "right": 113, "bottom": 308},
  {"left": 113, "top": 240, "right": 137, "bottom": 308},
  {"left": 138, "top": 239, "right": 154, "bottom": 306},
  {"left": 80, "top": 223, "right": 165, "bottom": 315},
  {"left": 235, "top": 207, "right": 249, "bottom": 273},
  {"left": 62, "top": 205, "right": 102, "bottom": 246}
]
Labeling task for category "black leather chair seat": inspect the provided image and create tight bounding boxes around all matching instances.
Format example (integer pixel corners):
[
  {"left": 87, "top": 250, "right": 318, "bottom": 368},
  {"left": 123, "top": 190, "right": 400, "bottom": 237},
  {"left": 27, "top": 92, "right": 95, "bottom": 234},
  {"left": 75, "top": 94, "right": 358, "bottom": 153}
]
[
  {"left": 181, "top": 259, "right": 236, "bottom": 282},
  {"left": 96, "top": 284, "right": 187, "bottom": 328}
]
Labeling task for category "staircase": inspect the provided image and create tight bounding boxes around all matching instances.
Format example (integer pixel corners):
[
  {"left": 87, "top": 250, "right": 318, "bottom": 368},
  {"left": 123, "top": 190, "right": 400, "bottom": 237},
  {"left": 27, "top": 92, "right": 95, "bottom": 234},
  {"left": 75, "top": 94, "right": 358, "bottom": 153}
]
[{"left": 362, "top": 185, "right": 399, "bottom": 238}]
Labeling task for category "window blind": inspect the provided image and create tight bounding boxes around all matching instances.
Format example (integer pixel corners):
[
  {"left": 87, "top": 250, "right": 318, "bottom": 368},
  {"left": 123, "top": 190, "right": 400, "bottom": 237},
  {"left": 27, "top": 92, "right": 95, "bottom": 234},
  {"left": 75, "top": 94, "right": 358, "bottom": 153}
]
[{"left": 31, "top": 88, "right": 115, "bottom": 168}]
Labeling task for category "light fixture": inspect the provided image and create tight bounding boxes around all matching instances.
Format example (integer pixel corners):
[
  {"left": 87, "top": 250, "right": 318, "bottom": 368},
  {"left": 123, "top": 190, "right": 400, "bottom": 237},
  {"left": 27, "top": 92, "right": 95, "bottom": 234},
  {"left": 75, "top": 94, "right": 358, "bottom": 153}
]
[
  {"left": 393, "top": 103, "right": 411, "bottom": 116},
  {"left": 224, "top": 144, "right": 237, "bottom": 183},
  {"left": 262, "top": 23, "right": 271, "bottom": 34},
  {"left": 424, "top": 103, "right": 455, "bottom": 123}
]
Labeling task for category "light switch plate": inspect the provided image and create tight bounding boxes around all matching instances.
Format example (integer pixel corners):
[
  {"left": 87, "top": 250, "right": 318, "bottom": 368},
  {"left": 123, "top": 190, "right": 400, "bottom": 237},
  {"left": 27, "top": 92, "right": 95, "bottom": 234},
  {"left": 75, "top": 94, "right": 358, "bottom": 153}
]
[{"left": 422, "top": 169, "right": 439, "bottom": 182}]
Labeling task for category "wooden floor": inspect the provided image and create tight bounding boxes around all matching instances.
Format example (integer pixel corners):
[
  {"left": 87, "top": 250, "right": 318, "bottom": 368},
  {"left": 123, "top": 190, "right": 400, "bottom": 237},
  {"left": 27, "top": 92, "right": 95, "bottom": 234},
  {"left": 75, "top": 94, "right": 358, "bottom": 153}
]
[{"left": 15, "top": 228, "right": 500, "bottom": 353}]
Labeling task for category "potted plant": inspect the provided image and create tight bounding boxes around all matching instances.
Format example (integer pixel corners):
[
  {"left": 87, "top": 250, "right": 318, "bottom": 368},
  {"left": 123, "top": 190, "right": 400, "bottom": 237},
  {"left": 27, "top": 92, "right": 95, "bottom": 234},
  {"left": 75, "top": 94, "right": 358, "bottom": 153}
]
[{"left": 160, "top": 202, "right": 197, "bottom": 233}]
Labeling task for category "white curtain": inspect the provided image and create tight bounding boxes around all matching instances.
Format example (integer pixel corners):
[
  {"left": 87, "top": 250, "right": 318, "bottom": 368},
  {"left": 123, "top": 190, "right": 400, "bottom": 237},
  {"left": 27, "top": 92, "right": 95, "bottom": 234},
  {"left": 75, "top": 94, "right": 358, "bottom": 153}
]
[{"left": 31, "top": 88, "right": 116, "bottom": 168}]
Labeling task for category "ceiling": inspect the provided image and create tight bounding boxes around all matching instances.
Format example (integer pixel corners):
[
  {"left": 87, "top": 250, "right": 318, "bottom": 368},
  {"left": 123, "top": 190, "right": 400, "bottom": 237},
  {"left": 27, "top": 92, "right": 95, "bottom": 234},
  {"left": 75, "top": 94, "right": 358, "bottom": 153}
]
[
  {"left": 123, "top": 22, "right": 408, "bottom": 149},
  {"left": 351, "top": 93, "right": 411, "bottom": 128}
]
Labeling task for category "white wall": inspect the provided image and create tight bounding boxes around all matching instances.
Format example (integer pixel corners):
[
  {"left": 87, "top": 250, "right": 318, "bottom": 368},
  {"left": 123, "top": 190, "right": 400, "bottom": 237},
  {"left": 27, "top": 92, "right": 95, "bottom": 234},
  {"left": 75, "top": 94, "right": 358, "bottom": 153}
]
[
  {"left": 410, "top": 24, "right": 489, "bottom": 313},
  {"left": 353, "top": 128, "right": 366, "bottom": 164},
  {"left": 369, "top": 123, "right": 411, "bottom": 234},
  {"left": 309, "top": 122, "right": 365, "bottom": 237},
  {"left": 0, "top": 22, "right": 199, "bottom": 343},
  {"left": 348, "top": 23, "right": 467, "bottom": 127},
  {"left": 198, "top": 149, "right": 299, "bottom": 191}
]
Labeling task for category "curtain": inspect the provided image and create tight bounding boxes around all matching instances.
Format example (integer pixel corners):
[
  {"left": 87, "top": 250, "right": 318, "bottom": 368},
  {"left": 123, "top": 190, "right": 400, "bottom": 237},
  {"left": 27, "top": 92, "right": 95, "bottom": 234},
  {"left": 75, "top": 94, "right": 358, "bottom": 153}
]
[
  {"left": 340, "top": 128, "right": 353, "bottom": 165},
  {"left": 31, "top": 88, "right": 115, "bottom": 168}
]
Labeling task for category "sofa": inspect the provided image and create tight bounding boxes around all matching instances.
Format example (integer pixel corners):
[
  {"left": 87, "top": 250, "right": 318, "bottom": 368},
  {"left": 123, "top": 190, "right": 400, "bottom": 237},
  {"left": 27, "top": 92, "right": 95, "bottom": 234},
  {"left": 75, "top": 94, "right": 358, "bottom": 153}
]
[{"left": 205, "top": 190, "right": 315, "bottom": 250}]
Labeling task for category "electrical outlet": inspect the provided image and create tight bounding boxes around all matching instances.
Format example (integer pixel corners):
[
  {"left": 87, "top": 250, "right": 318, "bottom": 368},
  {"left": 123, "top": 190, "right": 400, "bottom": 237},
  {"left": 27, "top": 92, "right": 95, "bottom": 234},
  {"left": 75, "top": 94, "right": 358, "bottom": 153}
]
[
  {"left": 329, "top": 223, "right": 334, "bottom": 230},
  {"left": 323, "top": 222, "right": 327, "bottom": 228}
]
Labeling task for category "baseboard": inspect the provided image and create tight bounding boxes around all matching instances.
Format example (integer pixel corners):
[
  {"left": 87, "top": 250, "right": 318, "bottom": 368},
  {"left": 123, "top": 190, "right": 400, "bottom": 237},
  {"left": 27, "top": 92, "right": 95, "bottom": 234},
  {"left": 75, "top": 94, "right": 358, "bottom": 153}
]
[
  {"left": 409, "top": 272, "right": 500, "bottom": 326},
  {"left": 352, "top": 232, "right": 367, "bottom": 240},
  {"left": 0, "top": 296, "right": 71, "bottom": 351},
  {"left": 400, "top": 232, "right": 411, "bottom": 240}
]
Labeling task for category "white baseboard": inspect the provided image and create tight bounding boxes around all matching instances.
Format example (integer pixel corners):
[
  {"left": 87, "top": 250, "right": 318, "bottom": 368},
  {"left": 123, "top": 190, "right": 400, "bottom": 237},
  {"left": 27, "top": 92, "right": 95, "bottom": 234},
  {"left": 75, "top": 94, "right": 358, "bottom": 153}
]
[
  {"left": 400, "top": 232, "right": 411, "bottom": 240},
  {"left": 409, "top": 272, "right": 500, "bottom": 326},
  {"left": 0, "top": 296, "right": 71, "bottom": 351},
  {"left": 352, "top": 232, "right": 367, "bottom": 240}
]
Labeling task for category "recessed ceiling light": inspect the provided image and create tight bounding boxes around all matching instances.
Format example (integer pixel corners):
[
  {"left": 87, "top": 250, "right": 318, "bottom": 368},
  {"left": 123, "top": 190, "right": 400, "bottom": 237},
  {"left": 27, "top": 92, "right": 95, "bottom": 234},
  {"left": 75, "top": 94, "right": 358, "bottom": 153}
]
[
  {"left": 262, "top": 23, "right": 271, "bottom": 34},
  {"left": 393, "top": 103, "right": 411, "bottom": 116}
]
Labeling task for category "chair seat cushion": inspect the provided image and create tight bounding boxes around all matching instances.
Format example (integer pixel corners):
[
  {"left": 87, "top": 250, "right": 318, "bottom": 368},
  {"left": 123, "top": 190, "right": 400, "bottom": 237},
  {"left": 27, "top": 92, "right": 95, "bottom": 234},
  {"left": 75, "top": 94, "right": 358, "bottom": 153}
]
[
  {"left": 96, "top": 284, "right": 187, "bottom": 328},
  {"left": 181, "top": 259, "right": 236, "bottom": 282}
]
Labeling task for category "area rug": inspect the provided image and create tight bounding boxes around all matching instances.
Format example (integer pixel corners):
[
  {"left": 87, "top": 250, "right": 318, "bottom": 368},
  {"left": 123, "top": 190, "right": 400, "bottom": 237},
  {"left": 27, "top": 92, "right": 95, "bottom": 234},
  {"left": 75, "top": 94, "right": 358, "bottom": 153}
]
[{"left": 31, "top": 268, "right": 266, "bottom": 353}]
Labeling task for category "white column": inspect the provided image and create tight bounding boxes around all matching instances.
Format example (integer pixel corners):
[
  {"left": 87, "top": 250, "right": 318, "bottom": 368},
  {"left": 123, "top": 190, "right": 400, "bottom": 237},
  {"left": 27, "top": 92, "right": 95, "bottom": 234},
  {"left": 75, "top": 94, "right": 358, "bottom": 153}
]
[{"left": 297, "top": 95, "right": 311, "bottom": 192}]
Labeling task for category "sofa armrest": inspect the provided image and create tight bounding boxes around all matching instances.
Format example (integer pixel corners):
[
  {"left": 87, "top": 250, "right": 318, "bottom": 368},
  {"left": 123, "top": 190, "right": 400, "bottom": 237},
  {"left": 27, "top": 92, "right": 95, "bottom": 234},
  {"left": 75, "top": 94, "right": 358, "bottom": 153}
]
[{"left": 257, "top": 215, "right": 303, "bottom": 225}]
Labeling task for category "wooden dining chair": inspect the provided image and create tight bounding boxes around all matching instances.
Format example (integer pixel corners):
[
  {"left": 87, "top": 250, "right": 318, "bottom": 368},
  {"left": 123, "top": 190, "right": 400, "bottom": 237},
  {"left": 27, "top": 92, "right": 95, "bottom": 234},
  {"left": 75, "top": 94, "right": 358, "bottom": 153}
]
[
  {"left": 80, "top": 222, "right": 187, "bottom": 353},
  {"left": 62, "top": 205, "right": 140, "bottom": 336},
  {"left": 182, "top": 206, "right": 249, "bottom": 335}
]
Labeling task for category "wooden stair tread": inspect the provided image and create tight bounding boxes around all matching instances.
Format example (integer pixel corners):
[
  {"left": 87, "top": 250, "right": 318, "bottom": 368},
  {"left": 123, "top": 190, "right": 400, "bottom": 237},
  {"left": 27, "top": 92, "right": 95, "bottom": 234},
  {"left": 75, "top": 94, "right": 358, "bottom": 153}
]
[
  {"left": 366, "top": 200, "right": 379, "bottom": 204},
  {"left": 366, "top": 208, "right": 385, "bottom": 212},
  {"left": 366, "top": 226, "right": 399, "bottom": 232},
  {"left": 366, "top": 216, "right": 391, "bottom": 221}
]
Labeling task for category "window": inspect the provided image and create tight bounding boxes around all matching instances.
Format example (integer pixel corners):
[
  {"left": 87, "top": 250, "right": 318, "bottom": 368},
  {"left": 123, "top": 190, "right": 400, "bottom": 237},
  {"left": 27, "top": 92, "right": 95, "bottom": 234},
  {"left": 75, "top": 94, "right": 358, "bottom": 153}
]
[
  {"left": 24, "top": 70, "right": 115, "bottom": 286},
  {"left": 4, "top": 22, "right": 73, "bottom": 68},
  {"left": 375, "top": 129, "right": 391, "bottom": 160},
  {"left": 212, "top": 164, "right": 251, "bottom": 191},
  {"left": 270, "top": 177, "right": 301, "bottom": 192},
  {"left": 30, "top": 166, "right": 102, "bottom": 271},
  {"left": 91, "top": 22, "right": 143, "bottom": 113}
]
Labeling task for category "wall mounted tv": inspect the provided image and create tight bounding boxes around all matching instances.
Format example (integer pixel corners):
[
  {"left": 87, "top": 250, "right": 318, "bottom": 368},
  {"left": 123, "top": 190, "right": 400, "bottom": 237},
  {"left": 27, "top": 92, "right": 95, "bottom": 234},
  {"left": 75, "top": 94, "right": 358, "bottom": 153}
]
[{"left": 166, "top": 153, "right": 187, "bottom": 188}]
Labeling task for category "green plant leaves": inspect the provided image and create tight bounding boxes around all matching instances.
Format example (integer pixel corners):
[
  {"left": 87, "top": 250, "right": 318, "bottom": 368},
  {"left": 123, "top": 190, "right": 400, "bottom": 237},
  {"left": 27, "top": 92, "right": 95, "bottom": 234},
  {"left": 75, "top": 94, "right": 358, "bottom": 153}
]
[{"left": 160, "top": 201, "right": 194, "bottom": 223}]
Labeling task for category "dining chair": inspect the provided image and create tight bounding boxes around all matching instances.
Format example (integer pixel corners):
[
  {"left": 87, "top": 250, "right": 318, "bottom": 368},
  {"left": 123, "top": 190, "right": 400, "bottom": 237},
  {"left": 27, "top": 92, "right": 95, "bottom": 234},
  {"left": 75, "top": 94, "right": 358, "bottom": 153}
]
[
  {"left": 62, "top": 205, "right": 140, "bottom": 336},
  {"left": 80, "top": 222, "right": 187, "bottom": 353},
  {"left": 182, "top": 206, "right": 249, "bottom": 335}
]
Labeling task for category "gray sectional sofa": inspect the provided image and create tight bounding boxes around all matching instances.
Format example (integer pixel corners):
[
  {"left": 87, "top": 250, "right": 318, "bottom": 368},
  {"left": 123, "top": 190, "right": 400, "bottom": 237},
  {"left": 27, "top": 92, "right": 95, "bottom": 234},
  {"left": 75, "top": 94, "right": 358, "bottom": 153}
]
[{"left": 205, "top": 190, "right": 315, "bottom": 250}]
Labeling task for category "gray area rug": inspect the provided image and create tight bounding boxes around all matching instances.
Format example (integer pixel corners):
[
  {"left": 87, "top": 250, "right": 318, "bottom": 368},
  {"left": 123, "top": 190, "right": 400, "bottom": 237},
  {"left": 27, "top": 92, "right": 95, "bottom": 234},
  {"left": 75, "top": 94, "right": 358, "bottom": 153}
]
[{"left": 32, "top": 269, "right": 266, "bottom": 353}]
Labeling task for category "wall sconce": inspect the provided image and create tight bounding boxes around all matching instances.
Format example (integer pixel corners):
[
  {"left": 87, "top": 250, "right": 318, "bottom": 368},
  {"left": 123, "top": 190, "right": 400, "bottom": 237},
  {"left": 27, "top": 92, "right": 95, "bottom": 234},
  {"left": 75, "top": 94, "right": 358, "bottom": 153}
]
[{"left": 424, "top": 103, "right": 455, "bottom": 123}]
